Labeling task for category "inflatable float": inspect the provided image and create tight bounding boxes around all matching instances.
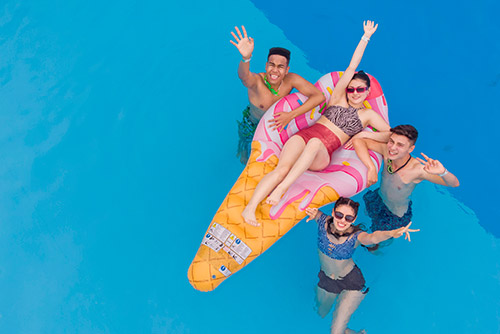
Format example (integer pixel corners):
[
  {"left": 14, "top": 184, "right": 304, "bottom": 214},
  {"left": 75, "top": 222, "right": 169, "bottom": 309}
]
[{"left": 188, "top": 71, "right": 389, "bottom": 291}]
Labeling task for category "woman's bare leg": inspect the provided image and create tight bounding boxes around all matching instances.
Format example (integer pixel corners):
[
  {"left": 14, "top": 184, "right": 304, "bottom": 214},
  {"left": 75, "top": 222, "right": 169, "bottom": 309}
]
[
  {"left": 266, "top": 138, "right": 330, "bottom": 205},
  {"left": 330, "top": 290, "right": 366, "bottom": 334},
  {"left": 241, "top": 136, "right": 306, "bottom": 226},
  {"left": 315, "top": 285, "right": 338, "bottom": 318}
]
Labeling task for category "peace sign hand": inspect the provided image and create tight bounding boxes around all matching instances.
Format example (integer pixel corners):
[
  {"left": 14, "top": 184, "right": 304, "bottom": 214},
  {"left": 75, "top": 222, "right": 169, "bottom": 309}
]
[
  {"left": 391, "top": 222, "right": 420, "bottom": 242},
  {"left": 363, "top": 20, "right": 378, "bottom": 38},
  {"left": 416, "top": 153, "right": 446, "bottom": 175},
  {"left": 230, "top": 25, "right": 254, "bottom": 59}
]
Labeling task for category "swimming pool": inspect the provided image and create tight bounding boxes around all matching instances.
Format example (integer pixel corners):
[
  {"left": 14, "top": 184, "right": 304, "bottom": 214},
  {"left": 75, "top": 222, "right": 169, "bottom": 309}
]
[{"left": 0, "top": 0, "right": 498, "bottom": 333}]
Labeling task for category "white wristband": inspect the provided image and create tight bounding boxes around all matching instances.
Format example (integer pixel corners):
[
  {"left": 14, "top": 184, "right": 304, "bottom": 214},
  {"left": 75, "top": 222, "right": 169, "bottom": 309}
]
[
  {"left": 438, "top": 169, "right": 449, "bottom": 177},
  {"left": 361, "top": 36, "right": 370, "bottom": 42},
  {"left": 242, "top": 56, "right": 251, "bottom": 63}
]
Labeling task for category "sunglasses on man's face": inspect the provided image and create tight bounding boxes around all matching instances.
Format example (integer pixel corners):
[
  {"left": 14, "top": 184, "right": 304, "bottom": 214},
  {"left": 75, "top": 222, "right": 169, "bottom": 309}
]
[
  {"left": 334, "top": 211, "right": 356, "bottom": 223},
  {"left": 345, "top": 87, "right": 368, "bottom": 93}
]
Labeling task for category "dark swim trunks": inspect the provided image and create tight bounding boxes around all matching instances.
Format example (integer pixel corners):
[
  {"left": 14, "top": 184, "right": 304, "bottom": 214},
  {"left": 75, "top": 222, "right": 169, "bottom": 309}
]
[
  {"left": 363, "top": 188, "right": 413, "bottom": 231},
  {"left": 317, "top": 266, "right": 369, "bottom": 294}
]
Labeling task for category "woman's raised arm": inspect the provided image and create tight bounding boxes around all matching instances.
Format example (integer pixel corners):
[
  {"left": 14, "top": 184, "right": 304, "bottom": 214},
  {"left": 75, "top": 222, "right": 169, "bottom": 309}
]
[{"left": 329, "top": 20, "right": 378, "bottom": 105}]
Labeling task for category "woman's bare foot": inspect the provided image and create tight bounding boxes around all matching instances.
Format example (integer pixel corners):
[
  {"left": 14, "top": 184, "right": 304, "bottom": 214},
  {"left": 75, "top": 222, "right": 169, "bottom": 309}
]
[
  {"left": 265, "top": 186, "right": 285, "bottom": 206},
  {"left": 242, "top": 206, "right": 260, "bottom": 226}
]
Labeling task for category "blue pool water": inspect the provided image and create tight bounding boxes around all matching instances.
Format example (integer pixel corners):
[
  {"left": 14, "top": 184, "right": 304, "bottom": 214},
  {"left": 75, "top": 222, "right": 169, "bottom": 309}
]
[{"left": 0, "top": 0, "right": 498, "bottom": 333}]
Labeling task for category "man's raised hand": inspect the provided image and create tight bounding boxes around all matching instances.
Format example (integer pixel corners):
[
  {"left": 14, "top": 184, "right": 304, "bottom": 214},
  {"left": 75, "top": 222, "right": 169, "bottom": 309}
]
[{"left": 230, "top": 25, "right": 254, "bottom": 60}]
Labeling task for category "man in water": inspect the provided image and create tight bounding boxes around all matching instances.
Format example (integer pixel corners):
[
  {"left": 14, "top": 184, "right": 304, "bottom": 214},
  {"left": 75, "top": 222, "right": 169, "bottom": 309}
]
[
  {"left": 230, "top": 25, "right": 325, "bottom": 164},
  {"left": 353, "top": 124, "right": 460, "bottom": 233}
]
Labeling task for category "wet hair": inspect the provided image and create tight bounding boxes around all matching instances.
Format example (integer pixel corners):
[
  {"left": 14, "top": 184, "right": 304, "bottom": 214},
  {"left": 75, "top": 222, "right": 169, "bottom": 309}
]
[
  {"left": 268, "top": 47, "right": 291, "bottom": 64},
  {"left": 390, "top": 124, "right": 419, "bottom": 145},
  {"left": 351, "top": 70, "right": 371, "bottom": 88},
  {"left": 334, "top": 197, "right": 360, "bottom": 216},
  {"left": 326, "top": 197, "right": 364, "bottom": 237}
]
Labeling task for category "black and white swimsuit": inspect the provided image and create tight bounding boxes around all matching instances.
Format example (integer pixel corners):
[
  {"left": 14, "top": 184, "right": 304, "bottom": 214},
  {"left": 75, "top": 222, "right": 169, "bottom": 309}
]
[{"left": 322, "top": 105, "right": 364, "bottom": 136}]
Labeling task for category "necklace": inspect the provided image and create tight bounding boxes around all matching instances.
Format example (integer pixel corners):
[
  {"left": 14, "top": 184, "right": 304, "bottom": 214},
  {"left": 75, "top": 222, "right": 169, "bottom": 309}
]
[
  {"left": 387, "top": 155, "right": 412, "bottom": 174},
  {"left": 263, "top": 75, "right": 282, "bottom": 96},
  {"left": 348, "top": 103, "right": 364, "bottom": 110}
]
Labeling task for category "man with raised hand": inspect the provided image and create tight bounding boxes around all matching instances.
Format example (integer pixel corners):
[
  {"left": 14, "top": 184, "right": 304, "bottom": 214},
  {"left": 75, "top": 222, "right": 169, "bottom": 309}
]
[
  {"left": 230, "top": 25, "right": 325, "bottom": 164},
  {"left": 353, "top": 125, "right": 460, "bottom": 234}
]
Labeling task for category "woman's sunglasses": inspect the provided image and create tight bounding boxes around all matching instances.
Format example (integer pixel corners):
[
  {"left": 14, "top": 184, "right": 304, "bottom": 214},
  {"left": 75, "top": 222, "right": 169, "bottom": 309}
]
[
  {"left": 345, "top": 87, "right": 368, "bottom": 93},
  {"left": 334, "top": 211, "right": 356, "bottom": 223}
]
